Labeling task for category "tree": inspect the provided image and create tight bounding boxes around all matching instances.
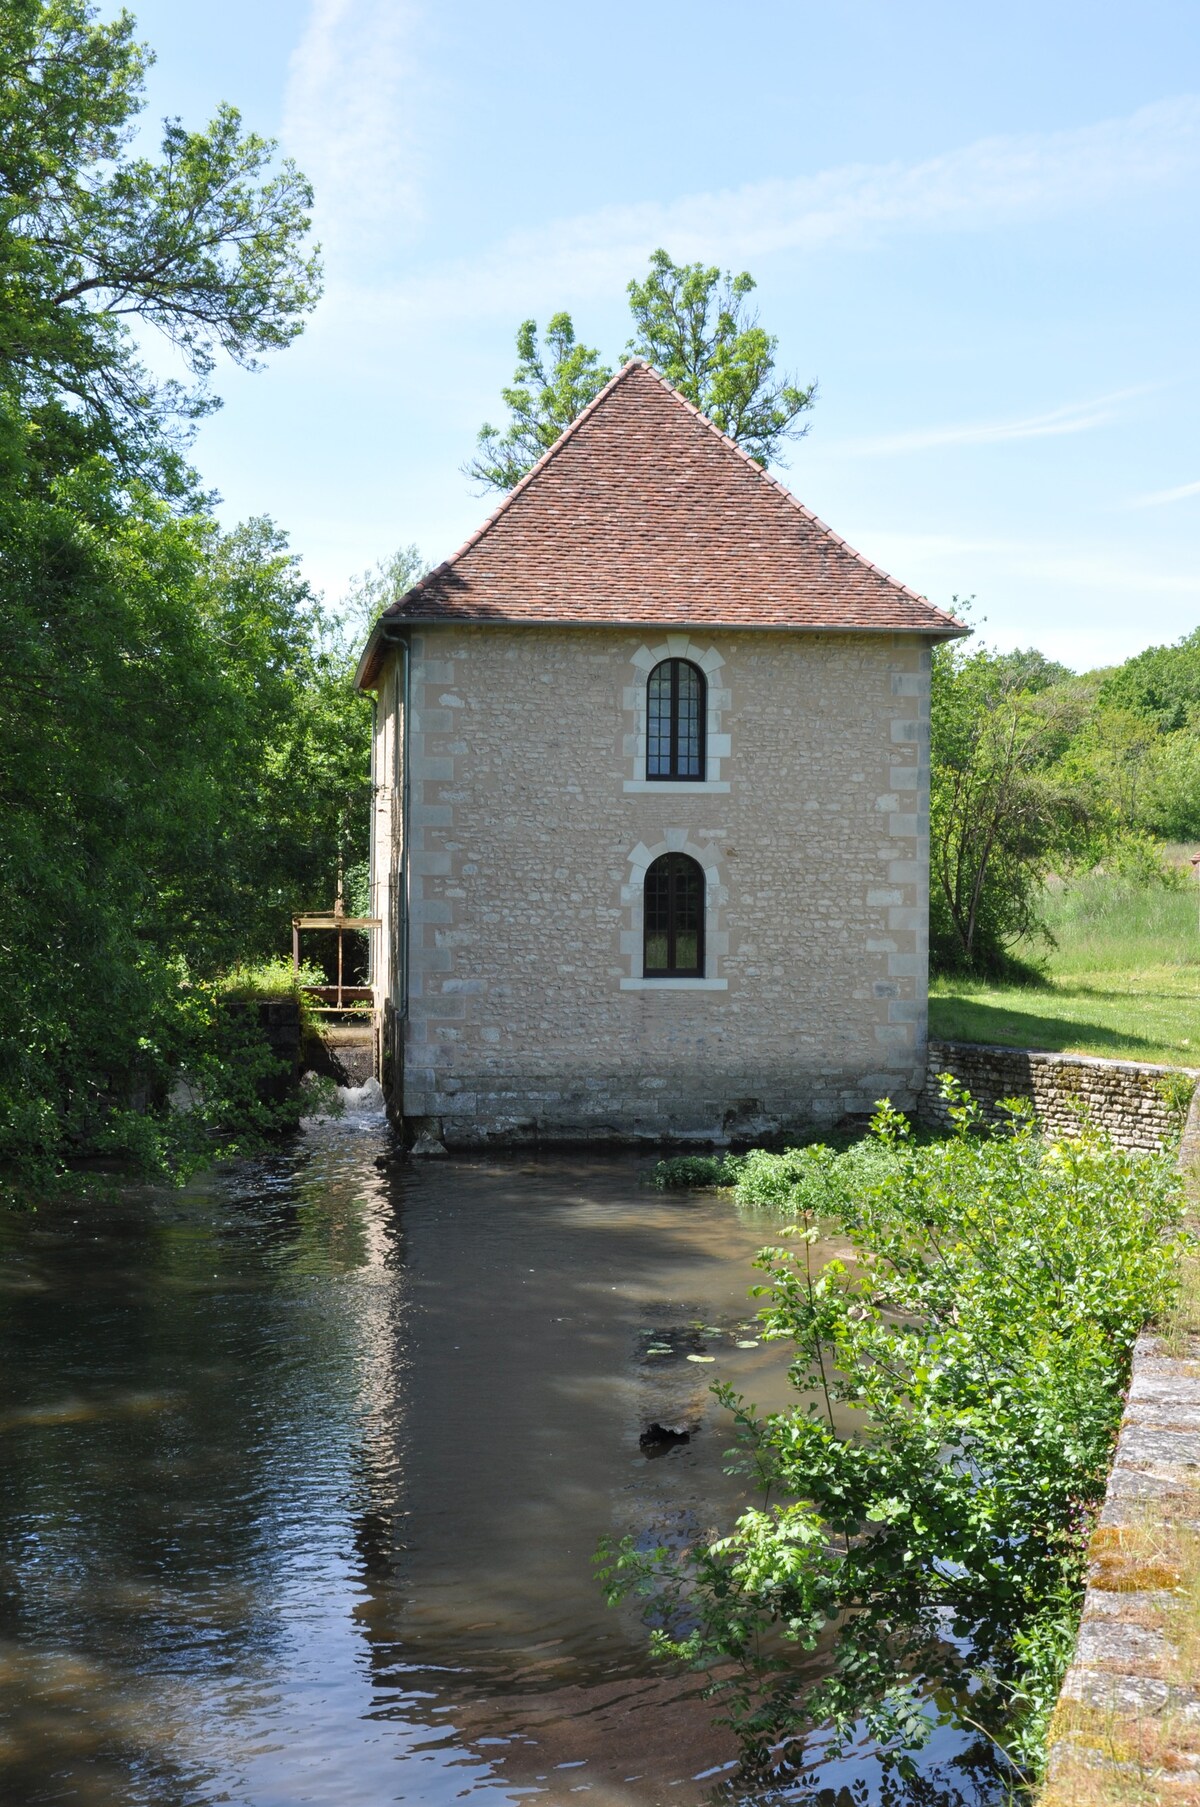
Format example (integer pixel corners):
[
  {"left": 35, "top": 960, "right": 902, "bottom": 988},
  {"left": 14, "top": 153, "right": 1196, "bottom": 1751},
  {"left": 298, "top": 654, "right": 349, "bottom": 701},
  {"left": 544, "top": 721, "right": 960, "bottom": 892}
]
[
  {"left": 929, "top": 643, "right": 1093, "bottom": 974},
  {"left": 625, "top": 250, "right": 815, "bottom": 464},
  {"left": 466, "top": 249, "right": 816, "bottom": 491},
  {"left": 1100, "top": 626, "right": 1200, "bottom": 732},
  {"left": 0, "top": 0, "right": 321, "bottom": 479},
  {"left": 463, "top": 314, "right": 612, "bottom": 492},
  {"left": 335, "top": 541, "right": 429, "bottom": 653},
  {"left": 0, "top": 3, "right": 338, "bottom": 1196}
]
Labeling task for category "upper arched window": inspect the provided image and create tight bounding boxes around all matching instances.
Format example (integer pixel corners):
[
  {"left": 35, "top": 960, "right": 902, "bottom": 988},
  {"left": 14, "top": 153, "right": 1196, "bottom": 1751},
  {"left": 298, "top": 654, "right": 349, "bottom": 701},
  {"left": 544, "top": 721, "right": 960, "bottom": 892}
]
[
  {"left": 643, "top": 853, "right": 705, "bottom": 978},
  {"left": 647, "top": 659, "right": 706, "bottom": 781}
]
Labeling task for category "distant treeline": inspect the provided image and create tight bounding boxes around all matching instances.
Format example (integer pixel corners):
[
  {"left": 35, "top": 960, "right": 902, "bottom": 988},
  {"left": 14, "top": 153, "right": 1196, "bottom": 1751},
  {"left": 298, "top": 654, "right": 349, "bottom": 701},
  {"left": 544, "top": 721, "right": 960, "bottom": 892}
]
[{"left": 930, "top": 626, "right": 1200, "bottom": 975}]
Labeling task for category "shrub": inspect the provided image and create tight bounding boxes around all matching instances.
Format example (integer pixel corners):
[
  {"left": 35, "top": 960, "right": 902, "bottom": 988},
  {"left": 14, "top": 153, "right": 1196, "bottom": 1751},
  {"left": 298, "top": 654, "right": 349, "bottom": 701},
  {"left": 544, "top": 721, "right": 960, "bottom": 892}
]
[
  {"left": 648, "top": 1153, "right": 744, "bottom": 1189},
  {"left": 602, "top": 1079, "right": 1185, "bottom": 1785}
]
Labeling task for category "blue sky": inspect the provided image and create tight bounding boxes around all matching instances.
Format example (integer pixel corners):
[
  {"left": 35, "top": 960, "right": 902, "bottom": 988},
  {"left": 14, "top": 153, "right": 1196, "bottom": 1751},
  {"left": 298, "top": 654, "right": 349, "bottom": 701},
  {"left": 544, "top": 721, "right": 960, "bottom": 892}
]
[{"left": 128, "top": 0, "right": 1200, "bottom": 668}]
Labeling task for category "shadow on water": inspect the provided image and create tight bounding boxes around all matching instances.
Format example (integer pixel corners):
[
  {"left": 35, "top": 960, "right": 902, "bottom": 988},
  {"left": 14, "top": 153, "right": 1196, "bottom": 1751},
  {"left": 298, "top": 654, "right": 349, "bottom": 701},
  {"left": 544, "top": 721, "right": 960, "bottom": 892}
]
[{"left": 0, "top": 1097, "right": 1012, "bottom": 1806}]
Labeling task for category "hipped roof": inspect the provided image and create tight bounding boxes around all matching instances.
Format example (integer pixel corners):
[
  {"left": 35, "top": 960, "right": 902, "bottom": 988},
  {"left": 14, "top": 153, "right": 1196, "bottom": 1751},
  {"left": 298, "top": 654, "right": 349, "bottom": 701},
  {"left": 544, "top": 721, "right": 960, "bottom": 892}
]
[{"left": 357, "top": 360, "right": 964, "bottom": 687}]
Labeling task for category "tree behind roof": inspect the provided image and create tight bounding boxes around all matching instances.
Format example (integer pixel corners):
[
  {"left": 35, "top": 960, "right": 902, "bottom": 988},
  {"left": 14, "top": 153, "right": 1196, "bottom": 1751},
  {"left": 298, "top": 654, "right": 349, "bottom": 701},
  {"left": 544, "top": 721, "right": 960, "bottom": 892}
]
[{"left": 466, "top": 250, "right": 816, "bottom": 492}]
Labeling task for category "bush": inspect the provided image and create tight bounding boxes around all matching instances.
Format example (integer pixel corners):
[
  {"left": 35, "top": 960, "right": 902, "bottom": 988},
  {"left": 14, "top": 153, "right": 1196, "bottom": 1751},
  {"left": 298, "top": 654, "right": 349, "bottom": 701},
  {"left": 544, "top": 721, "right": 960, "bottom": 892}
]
[
  {"left": 648, "top": 1153, "right": 744, "bottom": 1189},
  {"left": 602, "top": 1080, "right": 1185, "bottom": 1784}
]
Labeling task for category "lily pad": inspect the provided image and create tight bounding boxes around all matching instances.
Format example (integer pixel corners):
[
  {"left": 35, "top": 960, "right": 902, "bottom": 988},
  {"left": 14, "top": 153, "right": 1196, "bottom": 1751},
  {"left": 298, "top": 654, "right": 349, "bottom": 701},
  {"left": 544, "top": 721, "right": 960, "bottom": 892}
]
[
  {"left": 735, "top": 1339, "right": 759, "bottom": 1349},
  {"left": 686, "top": 1353, "right": 716, "bottom": 1363}
]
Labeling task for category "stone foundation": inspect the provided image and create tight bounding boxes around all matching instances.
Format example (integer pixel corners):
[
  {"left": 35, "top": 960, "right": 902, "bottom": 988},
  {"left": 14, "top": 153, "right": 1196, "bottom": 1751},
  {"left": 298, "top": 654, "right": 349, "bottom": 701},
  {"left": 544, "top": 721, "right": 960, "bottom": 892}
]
[{"left": 920, "top": 1040, "right": 1197, "bottom": 1153}]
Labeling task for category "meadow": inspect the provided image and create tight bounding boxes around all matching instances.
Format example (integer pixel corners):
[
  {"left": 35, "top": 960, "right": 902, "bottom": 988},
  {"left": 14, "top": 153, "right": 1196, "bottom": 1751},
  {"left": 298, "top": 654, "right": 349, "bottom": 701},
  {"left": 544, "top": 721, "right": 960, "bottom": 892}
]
[{"left": 929, "top": 861, "right": 1200, "bottom": 1067}]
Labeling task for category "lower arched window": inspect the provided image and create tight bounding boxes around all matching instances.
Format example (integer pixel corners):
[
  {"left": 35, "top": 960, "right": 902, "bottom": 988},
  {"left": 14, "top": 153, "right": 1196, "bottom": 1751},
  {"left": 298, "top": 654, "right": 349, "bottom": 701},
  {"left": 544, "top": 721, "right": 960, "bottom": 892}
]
[{"left": 643, "top": 854, "right": 705, "bottom": 978}]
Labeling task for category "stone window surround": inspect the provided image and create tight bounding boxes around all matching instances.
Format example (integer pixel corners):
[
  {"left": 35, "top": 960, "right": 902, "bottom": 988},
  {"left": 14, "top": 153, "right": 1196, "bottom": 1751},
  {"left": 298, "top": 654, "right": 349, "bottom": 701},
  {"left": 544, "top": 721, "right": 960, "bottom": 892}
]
[
  {"left": 619, "top": 833, "right": 729, "bottom": 990},
  {"left": 623, "top": 636, "right": 731, "bottom": 792}
]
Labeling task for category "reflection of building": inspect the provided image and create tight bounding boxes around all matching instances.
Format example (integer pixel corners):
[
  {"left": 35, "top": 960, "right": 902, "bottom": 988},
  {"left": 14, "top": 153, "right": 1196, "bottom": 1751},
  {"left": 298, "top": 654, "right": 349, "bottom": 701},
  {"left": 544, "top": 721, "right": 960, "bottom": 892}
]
[{"left": 356, "top": 362, "right": 965, "bottom": 1146}]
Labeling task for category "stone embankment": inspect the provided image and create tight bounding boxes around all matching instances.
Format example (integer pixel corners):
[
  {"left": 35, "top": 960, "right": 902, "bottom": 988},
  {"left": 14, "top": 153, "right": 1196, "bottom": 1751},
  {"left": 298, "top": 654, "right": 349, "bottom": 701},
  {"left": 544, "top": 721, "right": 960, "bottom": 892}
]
[
  {"left": 1040, "top": 1087, "right": 1200, "bottom": 1803},
  {"left": 920, "top": 1040, "right": 1197, "bottom": 1153}
]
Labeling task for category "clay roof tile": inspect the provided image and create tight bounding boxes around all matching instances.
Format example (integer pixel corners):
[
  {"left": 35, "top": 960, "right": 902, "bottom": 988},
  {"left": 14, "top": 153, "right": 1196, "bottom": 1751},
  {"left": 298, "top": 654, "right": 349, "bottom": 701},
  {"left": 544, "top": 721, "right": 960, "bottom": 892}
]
[{"left": 379, "top": 361, "right": 964, "bottom": 639}]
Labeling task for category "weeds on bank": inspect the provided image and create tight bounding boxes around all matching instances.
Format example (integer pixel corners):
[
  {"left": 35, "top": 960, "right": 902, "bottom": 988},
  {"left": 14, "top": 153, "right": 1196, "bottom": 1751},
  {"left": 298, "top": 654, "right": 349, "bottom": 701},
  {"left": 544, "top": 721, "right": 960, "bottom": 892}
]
[{"left": 602, "top": 1080, "right": 1186, "bottom": 1789}]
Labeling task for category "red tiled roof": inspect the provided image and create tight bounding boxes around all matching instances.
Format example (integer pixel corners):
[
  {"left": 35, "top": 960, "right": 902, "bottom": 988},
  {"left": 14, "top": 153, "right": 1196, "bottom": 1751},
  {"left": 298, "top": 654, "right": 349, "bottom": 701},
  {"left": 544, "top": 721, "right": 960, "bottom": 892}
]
[{"left": 377, "top": 360, "right": 963, "bottom": 642}]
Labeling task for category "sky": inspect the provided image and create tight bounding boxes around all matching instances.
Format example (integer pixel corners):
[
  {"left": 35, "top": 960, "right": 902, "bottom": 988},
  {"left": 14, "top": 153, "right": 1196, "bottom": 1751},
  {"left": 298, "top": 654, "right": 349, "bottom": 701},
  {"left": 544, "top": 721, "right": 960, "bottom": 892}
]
[{"left": 125, "top": 0, "right": 1200, "bottom": 669}]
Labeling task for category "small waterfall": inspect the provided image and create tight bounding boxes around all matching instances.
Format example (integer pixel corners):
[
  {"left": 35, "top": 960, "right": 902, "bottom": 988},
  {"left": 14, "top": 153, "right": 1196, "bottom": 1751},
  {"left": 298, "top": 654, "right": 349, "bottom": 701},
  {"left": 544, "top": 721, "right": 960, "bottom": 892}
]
[{"left": 302, "top": 1075, "right": 387, "bottom": 1131}]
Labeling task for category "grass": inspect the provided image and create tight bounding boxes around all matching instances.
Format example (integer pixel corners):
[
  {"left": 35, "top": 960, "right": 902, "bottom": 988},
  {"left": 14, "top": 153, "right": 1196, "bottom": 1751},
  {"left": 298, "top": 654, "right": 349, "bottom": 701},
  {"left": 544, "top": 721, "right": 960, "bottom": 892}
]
[{"left": 931, "top": 867, "right": 1200, "bottom": 1068}]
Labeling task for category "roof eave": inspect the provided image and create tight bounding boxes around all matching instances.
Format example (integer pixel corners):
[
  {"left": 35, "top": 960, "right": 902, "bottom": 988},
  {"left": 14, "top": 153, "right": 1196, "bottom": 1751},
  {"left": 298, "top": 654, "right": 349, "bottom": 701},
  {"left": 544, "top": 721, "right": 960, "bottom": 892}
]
[{"left": 377, "top": 614, "right": 969, "bottom": 640}]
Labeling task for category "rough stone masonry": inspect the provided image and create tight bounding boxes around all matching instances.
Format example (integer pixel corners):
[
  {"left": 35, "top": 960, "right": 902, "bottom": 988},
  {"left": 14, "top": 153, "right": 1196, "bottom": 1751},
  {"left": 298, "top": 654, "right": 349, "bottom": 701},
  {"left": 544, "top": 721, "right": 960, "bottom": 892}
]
[
  {"left": 1040, "top": 1089, "right": 1200, "bottom": 1802},
  {"left": 921, "top": 1040, "right": 1198, "bottom": 1154}
]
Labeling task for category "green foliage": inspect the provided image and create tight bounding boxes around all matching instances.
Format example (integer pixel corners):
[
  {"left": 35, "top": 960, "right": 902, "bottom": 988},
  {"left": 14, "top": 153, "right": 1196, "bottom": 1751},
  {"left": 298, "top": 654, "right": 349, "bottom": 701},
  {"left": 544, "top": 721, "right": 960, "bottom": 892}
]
[
  {"left": 0, "top": 0, "right": 321, "bottom": 476},
  {"left": 1155, "top": 1071, "right": 1197, "bottom": 1126},
  {"left": 1100, "top": 625, "right": 1200, "bottom": 733},
  {"left": 467, "top": 248, "right": 815, "bottom": 490},
  {"left": 929, "top": 638, "right": 1096, "bottom": 975},
  {"left": 217, "top": 957, "right": 324, "bottom": 1034},
  {"left": 336, "top": 542, "right": 428, "bottom": 653},
  {"left": 648, "top": 1153, "right": 744, "bottom": 1189},
  {"left": 0, "top": 4, "right": 363, "bottom": 1200},
  {"left": 1105, "top": 828, "right": 1189, "bottom": 888},
  {"left": 464, "top": 314, "right": 613, "bottom": 492},
  {"left": 624, "top": 250, "right": 815, "bottom": 464},
  {"left": 601, "top": 1082, "right": 1185, "bottom": 1782}
]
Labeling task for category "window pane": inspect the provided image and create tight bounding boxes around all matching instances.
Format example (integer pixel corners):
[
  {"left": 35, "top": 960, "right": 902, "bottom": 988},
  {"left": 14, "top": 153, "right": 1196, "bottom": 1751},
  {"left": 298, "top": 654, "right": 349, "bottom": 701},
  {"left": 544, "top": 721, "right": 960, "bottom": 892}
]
[
  {"left": 647, "top": 664, "right": 672, "bottom": 778},
  {"left": 676, "top": 663, "right": 703, "bottom": 779},
  {"left": 644, "top": 932, "right": 669, "bottom": 973},
  {"left": 673, "top": 930, "right": 698, "bottom": 971}
]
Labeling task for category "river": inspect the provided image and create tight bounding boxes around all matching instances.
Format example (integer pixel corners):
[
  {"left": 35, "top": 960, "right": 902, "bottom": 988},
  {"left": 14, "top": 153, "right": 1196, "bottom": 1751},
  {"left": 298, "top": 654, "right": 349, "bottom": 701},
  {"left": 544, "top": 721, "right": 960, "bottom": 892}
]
[{"left": 0, "top": 1094, "right": 1009, "bottom": 1806}]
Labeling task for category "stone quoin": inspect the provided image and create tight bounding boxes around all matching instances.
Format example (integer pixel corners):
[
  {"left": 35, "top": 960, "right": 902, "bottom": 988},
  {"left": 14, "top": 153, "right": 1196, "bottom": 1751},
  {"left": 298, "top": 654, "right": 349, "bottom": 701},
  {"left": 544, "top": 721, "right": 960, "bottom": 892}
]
[{"left": 355, "top": 360, "right": 965, "bottom": 1147}]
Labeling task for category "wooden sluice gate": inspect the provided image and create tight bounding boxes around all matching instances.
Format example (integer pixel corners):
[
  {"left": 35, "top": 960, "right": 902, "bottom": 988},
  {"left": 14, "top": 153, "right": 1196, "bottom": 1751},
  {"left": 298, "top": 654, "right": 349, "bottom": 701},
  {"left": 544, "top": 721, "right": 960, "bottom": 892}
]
[{"left": 292, "top": 897, "right": 381, "bottom": 1086}]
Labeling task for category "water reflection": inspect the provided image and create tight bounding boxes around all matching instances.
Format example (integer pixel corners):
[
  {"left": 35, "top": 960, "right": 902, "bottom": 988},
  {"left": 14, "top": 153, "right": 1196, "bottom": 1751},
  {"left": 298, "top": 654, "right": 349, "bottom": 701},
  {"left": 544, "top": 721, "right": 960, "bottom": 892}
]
[{"left": 0, "top": 1105, "right": 1009, "bottom": 1805}]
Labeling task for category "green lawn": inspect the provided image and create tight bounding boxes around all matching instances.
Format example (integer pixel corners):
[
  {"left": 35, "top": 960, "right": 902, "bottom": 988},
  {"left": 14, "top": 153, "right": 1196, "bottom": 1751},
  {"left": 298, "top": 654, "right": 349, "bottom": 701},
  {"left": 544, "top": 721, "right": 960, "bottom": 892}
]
[{"left": 929, "top": 868, "right": 1200, "bottom": 1068}]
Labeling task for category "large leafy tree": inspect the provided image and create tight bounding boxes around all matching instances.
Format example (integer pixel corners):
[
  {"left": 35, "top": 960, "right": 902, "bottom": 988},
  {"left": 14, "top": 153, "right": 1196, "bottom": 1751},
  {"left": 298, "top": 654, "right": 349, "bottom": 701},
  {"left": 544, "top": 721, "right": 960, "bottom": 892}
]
[
  {"left": 0, "top": 0, "right": 321, "bottom": 476},
  {"left": 0, "top": 2, "right": 351, "bottom": 1194},
  {"left": 467, "top": 249, "right": 815, "bottom": 491}
]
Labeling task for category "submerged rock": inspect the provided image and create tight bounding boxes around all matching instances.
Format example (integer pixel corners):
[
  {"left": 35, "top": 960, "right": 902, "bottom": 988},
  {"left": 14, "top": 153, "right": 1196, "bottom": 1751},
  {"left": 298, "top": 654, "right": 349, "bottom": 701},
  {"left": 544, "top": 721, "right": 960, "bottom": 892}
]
[
  {"left": 639, "top": 1422, "right": 691, "bottom": 1455},
  {"left": 410, "top": 1130, "right": 448, "bottom": 1158}
]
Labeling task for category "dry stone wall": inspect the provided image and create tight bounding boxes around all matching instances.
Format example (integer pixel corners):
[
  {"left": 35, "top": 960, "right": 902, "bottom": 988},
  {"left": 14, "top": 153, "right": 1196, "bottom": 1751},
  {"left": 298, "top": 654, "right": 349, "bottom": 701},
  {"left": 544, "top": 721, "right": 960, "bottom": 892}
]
[{"left": 920, "top": 1040, "right": 1197, "bottom": 1153}]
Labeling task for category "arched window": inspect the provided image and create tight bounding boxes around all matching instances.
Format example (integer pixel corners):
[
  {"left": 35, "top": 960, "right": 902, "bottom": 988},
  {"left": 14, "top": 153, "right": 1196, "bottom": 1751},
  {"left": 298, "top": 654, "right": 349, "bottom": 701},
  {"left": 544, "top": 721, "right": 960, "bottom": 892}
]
[
  {"left": 647, "top": 659, "right": 706, "bottom": 780},
  {"left": 643, "top": 854, "right": 705, "bottom": 978}
]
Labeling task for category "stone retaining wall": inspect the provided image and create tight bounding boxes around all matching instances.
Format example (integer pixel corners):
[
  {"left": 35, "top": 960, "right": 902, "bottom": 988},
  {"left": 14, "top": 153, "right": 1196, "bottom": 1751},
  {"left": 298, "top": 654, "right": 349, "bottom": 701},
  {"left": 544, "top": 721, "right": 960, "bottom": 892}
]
[
  {"left": 920, "top": 1040, "right": 1197, "bottom": 1153},
  {"left": 1040, "top": 1089, "right": 1200, "bottom": 1802}
]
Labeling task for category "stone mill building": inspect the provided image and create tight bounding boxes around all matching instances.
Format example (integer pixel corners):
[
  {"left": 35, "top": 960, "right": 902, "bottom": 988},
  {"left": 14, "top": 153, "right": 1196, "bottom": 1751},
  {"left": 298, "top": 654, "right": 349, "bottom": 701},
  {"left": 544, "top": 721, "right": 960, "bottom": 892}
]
[{"left": 355, "top": 360, "right": 964, "bottom": 1147}]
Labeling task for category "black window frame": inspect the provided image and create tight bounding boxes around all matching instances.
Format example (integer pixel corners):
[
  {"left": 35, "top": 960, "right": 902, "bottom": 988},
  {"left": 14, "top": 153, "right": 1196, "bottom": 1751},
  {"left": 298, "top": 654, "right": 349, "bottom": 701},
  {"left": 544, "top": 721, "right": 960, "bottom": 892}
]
[
  {"left": 646, "top": 658, "right": 706, "bottom": 781},
  {"left": 642, "top": 853, "right": 706, "bottom": 979}
]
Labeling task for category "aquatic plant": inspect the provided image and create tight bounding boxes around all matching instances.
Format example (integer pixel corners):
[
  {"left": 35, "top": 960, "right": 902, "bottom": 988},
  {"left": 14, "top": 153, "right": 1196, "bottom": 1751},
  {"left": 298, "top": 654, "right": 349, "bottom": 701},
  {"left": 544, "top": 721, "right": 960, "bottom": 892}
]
[{"left": 600, "top": 1078, "right": 1186, "bottom": 1787}]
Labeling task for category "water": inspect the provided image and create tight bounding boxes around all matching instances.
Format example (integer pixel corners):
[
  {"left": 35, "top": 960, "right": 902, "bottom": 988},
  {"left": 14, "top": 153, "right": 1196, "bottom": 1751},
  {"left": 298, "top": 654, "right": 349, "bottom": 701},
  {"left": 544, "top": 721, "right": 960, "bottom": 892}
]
[{"left": 0, "top": 1101, "right": 1009, "bottom": 1806}]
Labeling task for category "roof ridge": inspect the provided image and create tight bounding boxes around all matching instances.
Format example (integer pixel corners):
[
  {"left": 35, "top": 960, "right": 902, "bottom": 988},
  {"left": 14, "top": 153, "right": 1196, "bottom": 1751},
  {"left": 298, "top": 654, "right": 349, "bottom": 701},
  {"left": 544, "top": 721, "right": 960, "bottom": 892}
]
[
  {"left": 384, "top": 361, "right": 646, "bottom": 616},
  {"left": 631, "top": 361, "right": 960, "bottom": 627}
]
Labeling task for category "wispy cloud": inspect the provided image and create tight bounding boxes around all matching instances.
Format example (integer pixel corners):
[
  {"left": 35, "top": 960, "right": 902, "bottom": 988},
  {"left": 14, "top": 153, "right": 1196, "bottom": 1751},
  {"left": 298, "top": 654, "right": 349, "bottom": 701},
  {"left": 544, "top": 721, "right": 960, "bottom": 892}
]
[
  {"left": 1129, "top": 477, "right": 1200, "bottom": 507},
  {"left": 282, "top": 0, "right": 424, "bottom": 259},
  {"left": 861, "top": 529, "right": 1200, "bottom": 598},
  {"left": 831, "top": 390, "right": 1147, "bottom": 458},
  {"left": 364, "top": 94, "right": 1200, "bottom": 323}
]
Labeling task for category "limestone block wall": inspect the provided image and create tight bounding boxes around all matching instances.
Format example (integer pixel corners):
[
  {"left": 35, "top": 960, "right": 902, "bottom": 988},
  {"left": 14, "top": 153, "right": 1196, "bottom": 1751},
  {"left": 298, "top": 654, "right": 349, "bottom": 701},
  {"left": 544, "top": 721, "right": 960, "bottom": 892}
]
[
  {"left": 371, "top": 623, "right": 936, "bottom": 1145},
  {"left": 920, "top": 1040, "right": 1197, "bottom": 1153}
]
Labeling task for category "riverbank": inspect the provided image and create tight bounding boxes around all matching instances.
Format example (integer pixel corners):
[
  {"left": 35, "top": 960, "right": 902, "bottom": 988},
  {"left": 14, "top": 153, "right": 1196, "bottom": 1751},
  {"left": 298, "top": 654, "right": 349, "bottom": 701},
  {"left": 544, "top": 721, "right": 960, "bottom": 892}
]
[{"left": 1039, "top": 1090, "right": 1200, "bottom": 1804}]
